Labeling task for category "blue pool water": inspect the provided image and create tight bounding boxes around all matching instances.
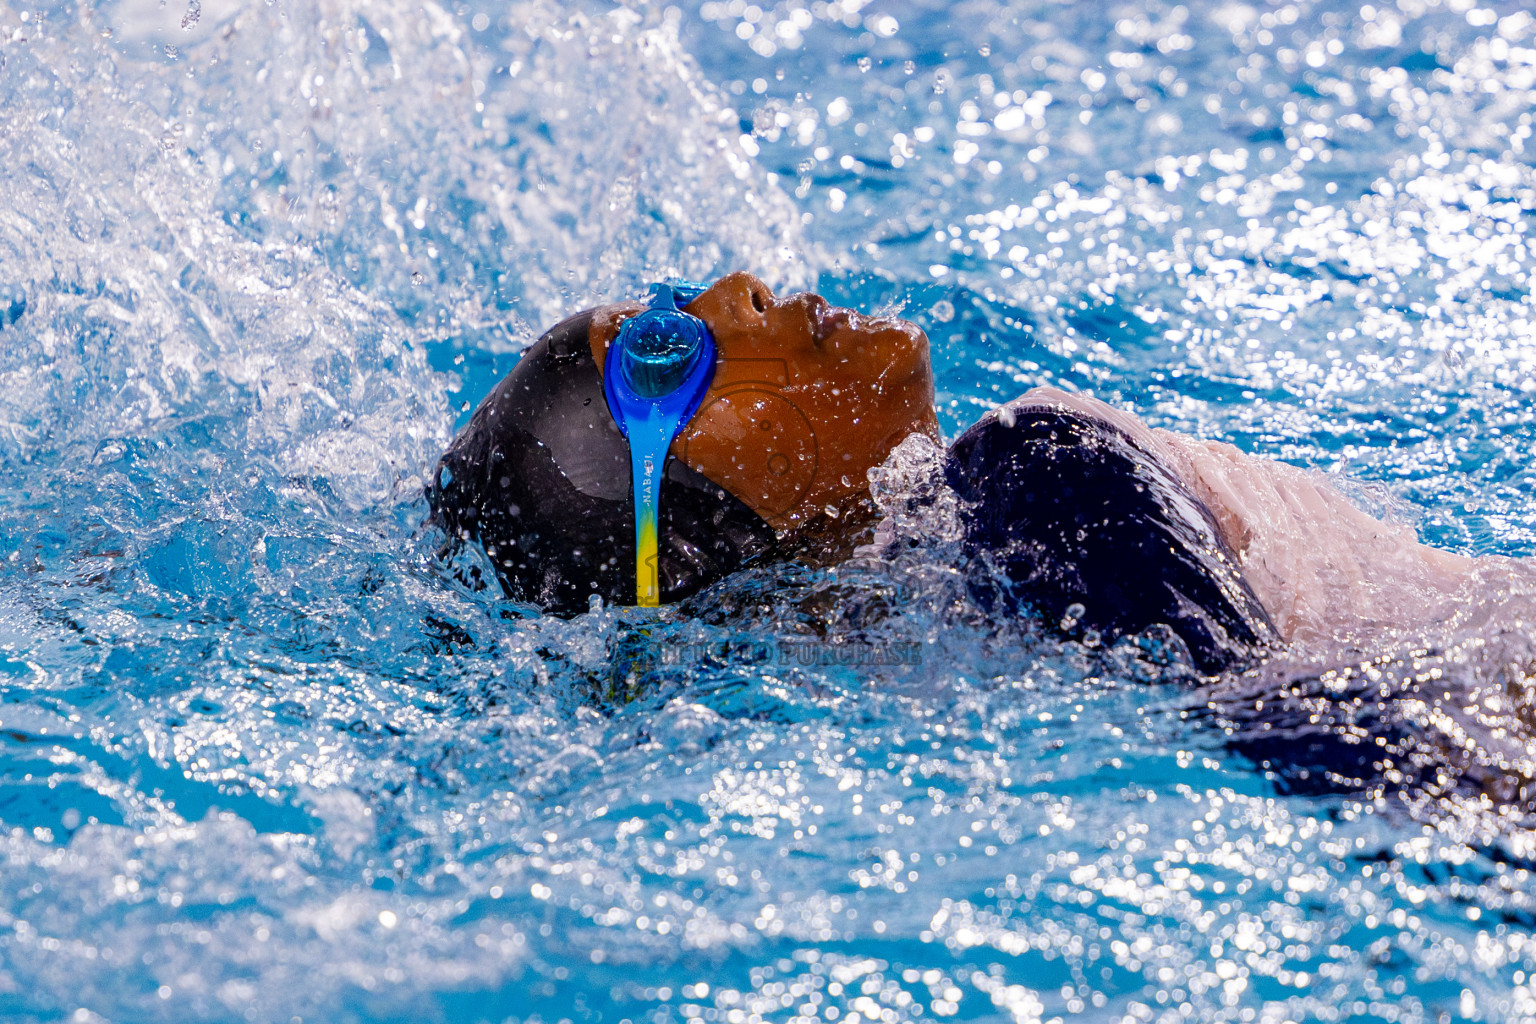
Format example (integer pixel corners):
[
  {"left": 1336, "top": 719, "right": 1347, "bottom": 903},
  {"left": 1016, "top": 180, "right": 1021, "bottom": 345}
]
[{"left": 4, "top": 0, "right": 1536, "bottom": 1021}]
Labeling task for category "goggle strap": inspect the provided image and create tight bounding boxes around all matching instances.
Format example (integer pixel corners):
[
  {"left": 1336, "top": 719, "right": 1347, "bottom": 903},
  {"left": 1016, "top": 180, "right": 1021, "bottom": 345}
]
[
  {"left": 651, "top": 280, "right": 709, "bottom": 308},
  {"left": 625, "top": 409, "right": 673, "bottom": 607},
  {"left": 602, "top": 279, "right": 719, "bottom": 607}
]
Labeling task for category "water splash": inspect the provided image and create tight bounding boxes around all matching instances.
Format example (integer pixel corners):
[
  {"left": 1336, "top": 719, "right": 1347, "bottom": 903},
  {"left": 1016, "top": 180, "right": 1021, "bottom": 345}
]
[
  {"left": 89, "top": 0, "right": 817, "bottom": 344},
  {"left": 0, "top": 0, "right": 1534, "bottom": 1022}
]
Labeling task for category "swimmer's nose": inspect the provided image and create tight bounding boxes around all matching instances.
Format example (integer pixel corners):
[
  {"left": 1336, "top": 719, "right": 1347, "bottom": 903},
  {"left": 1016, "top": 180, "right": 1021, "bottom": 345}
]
[{"left": 694, "top": 271, "right": 776, "bottom": 328}]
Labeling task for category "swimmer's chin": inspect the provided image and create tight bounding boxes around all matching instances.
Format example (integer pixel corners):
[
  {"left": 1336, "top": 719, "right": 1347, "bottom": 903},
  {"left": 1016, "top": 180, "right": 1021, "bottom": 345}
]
[
  {"left": 849, "top": 311, "right": 926, "bottom": 343},
  {"left": 873, "top": 312, "right": 925, "bottom": 336},
  {"left": 821, "top": 313, "right": 929, "bottom": 364}
]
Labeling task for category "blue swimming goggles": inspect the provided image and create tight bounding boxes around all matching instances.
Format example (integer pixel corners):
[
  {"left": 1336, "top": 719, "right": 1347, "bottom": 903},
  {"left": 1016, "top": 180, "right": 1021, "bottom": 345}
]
[{"left": 602, "top": 281, "right": 717, "bottom": 606}]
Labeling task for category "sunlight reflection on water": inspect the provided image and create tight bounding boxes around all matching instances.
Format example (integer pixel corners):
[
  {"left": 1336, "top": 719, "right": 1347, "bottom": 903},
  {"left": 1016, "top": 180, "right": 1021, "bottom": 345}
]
[{"left": 2, "top": 1, "right": 1536, "bottom": 1022}]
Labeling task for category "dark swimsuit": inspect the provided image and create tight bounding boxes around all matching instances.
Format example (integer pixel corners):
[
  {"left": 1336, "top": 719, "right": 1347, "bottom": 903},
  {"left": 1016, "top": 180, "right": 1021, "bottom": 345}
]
[{"left": 944, "top": 401, "right": 1275, "bottom": 674}]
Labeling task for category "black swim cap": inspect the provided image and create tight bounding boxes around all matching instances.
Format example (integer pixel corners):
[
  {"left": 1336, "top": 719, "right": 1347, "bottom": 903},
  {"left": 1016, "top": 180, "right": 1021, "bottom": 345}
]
[{"left": 428, "top": 311, "right": 776, "bottom": 614}]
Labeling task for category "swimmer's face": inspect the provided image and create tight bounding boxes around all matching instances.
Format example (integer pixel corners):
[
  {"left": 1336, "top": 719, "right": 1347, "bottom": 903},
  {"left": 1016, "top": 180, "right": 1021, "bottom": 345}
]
[{"left": 590, "top": 271, "right": 939, "bottom": 534}]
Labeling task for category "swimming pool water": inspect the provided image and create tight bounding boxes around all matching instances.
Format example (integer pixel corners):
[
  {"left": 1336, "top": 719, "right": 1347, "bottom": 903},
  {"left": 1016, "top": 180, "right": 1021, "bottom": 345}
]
[{"left": 3, "top": 0, "right": 1536, "bottom": 1021}]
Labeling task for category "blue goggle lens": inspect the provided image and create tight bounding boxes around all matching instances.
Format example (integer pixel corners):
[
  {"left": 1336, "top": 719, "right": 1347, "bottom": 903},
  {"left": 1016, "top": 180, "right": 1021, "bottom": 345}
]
[{"left": 618, "top": 311, "right": 709, "bottom": 399}]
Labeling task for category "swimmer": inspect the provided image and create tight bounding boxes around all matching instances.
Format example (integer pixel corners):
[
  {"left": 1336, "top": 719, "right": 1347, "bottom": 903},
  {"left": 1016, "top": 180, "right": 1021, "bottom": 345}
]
[{"left": 429, "top": 272, "right": 1529, "bottom": 677}]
